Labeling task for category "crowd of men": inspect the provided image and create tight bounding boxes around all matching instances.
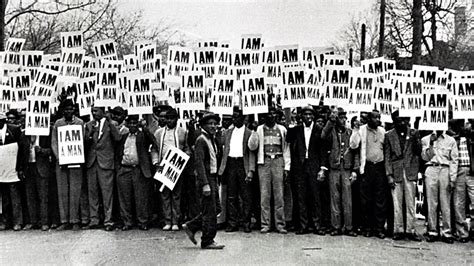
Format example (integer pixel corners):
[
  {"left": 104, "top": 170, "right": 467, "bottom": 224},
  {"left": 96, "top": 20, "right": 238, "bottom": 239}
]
[{"left": 1, "top": 100, "right": 474, "bottom": 249}]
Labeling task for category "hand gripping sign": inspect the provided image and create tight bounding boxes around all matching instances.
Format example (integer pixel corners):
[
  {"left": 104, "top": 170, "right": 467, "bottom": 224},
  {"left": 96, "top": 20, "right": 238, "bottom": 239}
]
[{"left": 154, "top": 146, "right": 190, "bottom": 192}]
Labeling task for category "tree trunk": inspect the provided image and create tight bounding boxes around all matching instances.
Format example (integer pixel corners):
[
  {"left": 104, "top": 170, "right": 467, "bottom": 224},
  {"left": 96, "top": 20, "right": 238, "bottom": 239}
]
[
  {"left": 430, "top": 0, "right": 438, "bottom": 66},
  {"left": 361, "top": 24, "right": 366, "bottom": 61},
  {"left": 412, "top": 0, "right": 423, "bottom": 65},
  {"left": 0, "top": 0, "right": 5, "bottom": 51},
  {"left": 378, "top": 0, "right": 385, "bottom": 57}
]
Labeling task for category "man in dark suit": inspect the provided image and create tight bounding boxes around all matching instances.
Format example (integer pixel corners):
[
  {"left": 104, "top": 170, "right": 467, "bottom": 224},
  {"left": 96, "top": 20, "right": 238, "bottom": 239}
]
[
  {"left": 116, "top": 115, "right": 155, "bottom": 231},
  {"left": 218, "top": 110, "right": 256, "bottom": 233},
  {"left": 384, "top": 110, "right": 422, "bottom": 241},
  {"left": 286, "top": 106, "right": 328, "bottom": 235},
  {"left": 0, "top": 112, "right": 24, "bottom": 231},
  {"left": 84, "top": 106, "right": 121, "bottom": 231}
]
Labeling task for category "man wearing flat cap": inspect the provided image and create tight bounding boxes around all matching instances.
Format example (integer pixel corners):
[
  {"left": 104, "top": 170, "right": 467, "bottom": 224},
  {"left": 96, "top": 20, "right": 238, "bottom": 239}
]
[
  {"left": 286, "top": 106, "right": 328, "bottom": 235},
  {"left": 110, "top": 106, "right": 128, "bottom": 135},
  {"left": 151, "top": 108, "right": 191, "bottom": 231},
  {"left": 183, "top": 112, "right": 225, "bottom": 249}
]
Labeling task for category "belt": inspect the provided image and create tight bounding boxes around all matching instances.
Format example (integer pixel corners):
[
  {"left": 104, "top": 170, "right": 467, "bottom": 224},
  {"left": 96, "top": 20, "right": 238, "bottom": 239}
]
[
  {"left": 121, "top": 164, "right": 138, "bottom": 168},
  {"left": 228, "top": 157, "right": 243, "bottom": 160},
  {"left": 366, "top": 161, "right": 383, "bottom": 165},
  {"left": 264, "top": 154, "right": 282, "bottom": 159},
  {"left": 426, "top": 163, "right": 449, "bottom": 167}
]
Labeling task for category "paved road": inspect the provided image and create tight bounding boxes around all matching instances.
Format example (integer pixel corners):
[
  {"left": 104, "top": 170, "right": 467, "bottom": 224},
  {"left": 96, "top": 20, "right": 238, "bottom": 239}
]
[{"left": 1, "top": 227, "right": 473, "bottom": 265}]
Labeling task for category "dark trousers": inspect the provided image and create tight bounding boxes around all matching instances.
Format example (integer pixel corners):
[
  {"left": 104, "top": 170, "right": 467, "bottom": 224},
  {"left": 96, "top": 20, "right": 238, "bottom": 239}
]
[
  {"left": 296, "top": 160, "right": 323, "bottom": 230},
  {"left": 181, "top": 173, "right": 200, "bottom": 222},
  {"left": 0, "top": 182, "right": 23, "bottom": 226},
  {"left": 226, "top": 157, "right": 252, "bottom": 228},
  {"left": 87, "top": 161, "right": 114, "bottom": 226},
  {"left": 25, "top": 163, "right": 49, "bottom": 225},
  {"left": 56, "top": 164, "right": 83, "bottom": 224},
  {"left": 48, "top": 169, "right": 60, "bottom": 226},
  {"left": 186, "top": 175, "right": 218, "bottom": 248},
  {"left": 117, "top": 165, "right": 150, "bottom": 226},
  {"left": 360, "top": 162, "right": 387, "bottom": 233}
]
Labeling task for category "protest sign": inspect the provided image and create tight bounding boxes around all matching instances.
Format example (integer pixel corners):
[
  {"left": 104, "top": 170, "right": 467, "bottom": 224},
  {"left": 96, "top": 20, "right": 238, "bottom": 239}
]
[
  {"left": 93, "top": 39, "right": 118, "bottom": 60},
  {"left": 215, "top": 47, "right": 230, "bottom": 76},
  {"left": 193, "top": 47, "right": 216, "bottom": 79},
  {"left": 127, "top": 74, "right": 153, "bottom": 115},
  {"left": 450, "top": 79, "right": 474, "bottom": 119},
  {"left": 166, "top": 46, "right": 192, "bottom": 84},
  {"left": 59, "top": 48, "right": 84, "bottom": 81},
  {"left": 154, "top": 146, "right": 190, "bottom": 191},
  {"left": 3, "top": 38, "right": 25, "bottom": 71},
  {"left": 95, "top": 68, "right": 119, "bottom": 108},
  {"left": 347, "top": 72, "right": 374, "bottom": 112},
  {"left": 323, "top": 66, "right": 351, "bottom": 106},
  {"left": 412, "top": 65, "right": 447, "bottom": 91},
  {"left": 324, "top": 54, "right": 346, "bottom": 66},
  {"left": 261, "top": 47, "right": 282, "bottom": 83},
  {"left": 25, "top": 95, "right": 50, "bottom": 136},
  {"left": 301, "top": 46, "right": 334, "bottom": 69},
  {"left": 60, "top": 31, "right": 83, "bottom": 50},
  {"left": 57, "top": 125, "right": 85, "bottom": 165},
  {"left": 30, "top": 67, "right": 58, "bottom": 98},
  {"left": 397, "top": 77, "right": 424, "bottom": 118},
  {"left": 209, "top": 75, "right": 234, "bottom": 115},
  {"left": 241, "top": 73, "right": 268, "bottom": 114},
  {"left": 81, "top": 56, "right": 98, "bottom": 78},
  {"left": 419, "top": 89, "right": 448, "bottom": 131},
  {"left": 361, "top": 57, "right": 395, "bottom": 75},
  {"left": 373, "top": 80, "right": 398, "bottom": 123},
  {"left": 20, "top": 51, "right": 43, "bottom": 79},
  {"left": 178, "top": 88, "right": 205, "bottom": 117},
  {"left": 241, "top": 34, "right": 263, "bottom": 50},
  {"left": 134, "top": 40, "right": 154, "bottom": 58},
  {"left": 124, "top": 54, "right": 137, "bottom": 72},
  {"left": 306, "top": 68, "right": 323, "bottom": 106},
  {"left": 281, "top": 67, "right": 307, "bottom": 108},
  {"left": 9, "top": 71, "right": 30, "bottom": 109},
  {"left": 0, "top": 85, "right": 11, "bottom": 113},
  {"left": 0, "top": 144, "right": 20, "bottom": 183},
  {"left": 77, "top": 77, "right": 96, "bottom": 116},
  {"left": 229, "top": 49, "right": 255, "bottom": 80}
]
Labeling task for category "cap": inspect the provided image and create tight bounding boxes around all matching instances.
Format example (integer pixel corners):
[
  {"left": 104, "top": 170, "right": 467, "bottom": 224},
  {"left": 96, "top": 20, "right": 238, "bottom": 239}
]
[
  {"left": 62, "top": 99, "right": 75, "bottom": 108},
  {"left": 126, "top": 115, "right": 139, "bottom": 122},
  {"left": 300, "top": 106, "right": 315, "bottom": 115},
  {"left": 199, "top": 112, "right": 220, "bottom": 126},
  {"left": 111, "top": 106, "right": 126, "bottom": 115},
  {"left": 166, "top": 109, "right": 179, "bottom": 118},
  {"left": 337, "top": 107, "right": 347, "bottom": 116}
]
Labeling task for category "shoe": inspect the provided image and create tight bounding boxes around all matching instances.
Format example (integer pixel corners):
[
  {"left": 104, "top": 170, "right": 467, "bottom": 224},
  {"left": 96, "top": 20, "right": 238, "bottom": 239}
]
[
  {"left": 296, "top": 229, "right": 309, "bottom": 235},
  {"left": 330, "top": 229, "right": 343, "bottom": 236},
  {"left": 104, "top": 225, "right": 114, "bottom": 231},
  {"left": 376, "top": 232, "right": 386, "bottom": 239},
  {"left": 362, "top": 231, "right": 372, "bottom": 238},
  {"left": 50, "top": 223, "right": 59, "bottom": 229},
  {"left": 72, "top": 224, "right": 81, "bottom": 231},
  {"left": 41, "top": 225, "right": 50, "bottom": 231},
  {"left": 182, "top": 223, "right": 197, "bottom": 245},
  {"left": 13, "top": 224, "right": 22, "bottom": 231},
  {"left": 344, "top": 230, "right": 357, "bottom": 237},
  {"left": 392, "top": 233, "right": 404, "bottom": 240},
  {"left": 56, "top": 223, "right": 71, "bottom": 231},
  {"left": 441, "top": 236, "right": 454, "bottom": 244},
  {"left": 202, "top": 242, "right": 225, "bottom": 249},
  {"left": 171, "top": 225, "right": 179, "bottom": 231},
  {"left": 407, "top": 233, "right": 422, "bottom": 242},
  {"left": 243, "top": 225, "right": 251, "bottom": 233},
  {"left": 260, "top": 227, "right": 270, "bottom": 234},
  {"left": 459, "top": 238, "right": 469, "bottom": 243},
  {"left": 425, "top": 235, "right": 438, "bottom": 242},
  {"left": 278, "top": 228, "right": 288, "bottom": 234},
  {"left": 122, "top": 225, "right": 132, "bottom": 231},
  {"left": 162, "top": 224, "right": 172, "bottom": 231},
  {"left": 88, "top": 224, "right": 101, "bottom": 230},
  {"left": 314, "top": 229, "right": 326, "bottom": 235},
  {"left": 0, "top": 224, "right": 6, "bottom": 231},
  {"left": 23, "top": 224, "right": 35, "bottom": 230},
  {"left": 225, "top": 226, "right": 239, "bottom": 232},
  {"left": 139, "top": 224, "right": 149, "bottom": 231}
]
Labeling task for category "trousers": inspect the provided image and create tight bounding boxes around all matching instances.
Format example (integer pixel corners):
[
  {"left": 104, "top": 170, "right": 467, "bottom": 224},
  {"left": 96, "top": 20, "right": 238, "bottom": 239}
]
[
  {"left": 162, "top": 176, "right": 182, "bottom": 225},
  {"left": 329, "top": 168, "right": 352, "bottom": 231},
  {"left": 226, "top": 157, "right": 252, "bottom": 228},
  {"left": 425, "top": 166, "right": 452, "bottom": 237},
  {"left": 360, "top": 162, "right": 387, "bottom": 233},
  {"left": 117, "top": 165, "right": 150, "bottom": 226},
  {"left": 56, "top": 164, "right": 83, "bottom": 224},
  {"left": 258, "top": 156, "right": 285, "bottom": 230},
  {"left": 391, "top": 169, "right": 417, "bottom": 234},
  {"left": 87, "top": 161, "right": 114, "bottom": 226},
  {"left": 25, "top": 163, "right": 49, "bottom": 225},
  {"left": 452, "top": 167, "right": 473, "bottom": 239}
]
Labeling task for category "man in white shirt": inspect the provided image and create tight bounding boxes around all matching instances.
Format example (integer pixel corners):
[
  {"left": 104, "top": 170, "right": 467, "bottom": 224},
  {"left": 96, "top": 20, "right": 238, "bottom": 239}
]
[{"left": 218, "top": 110, "right": 255, "bottom": 233}]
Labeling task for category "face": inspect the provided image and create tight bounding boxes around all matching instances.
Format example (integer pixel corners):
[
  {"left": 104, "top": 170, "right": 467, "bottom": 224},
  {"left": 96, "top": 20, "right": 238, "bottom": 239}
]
[
  {"left": 367, "top": 112, "right": 380, "bottom": 128},
  {"left": 92, "top": 107, "right": 104, "bottom": 121},
  {"left": 394, "top": 116, "right": 409, "bottom": 132},
  {"left": 112, "top": 112, "right": 125, "bottom": 124},
  {"left": 336, "top": 114, "right": 347, "bottom": 127},
  {"left": 265, "top": 110, "right": 277, "bottom": 126},
  {"left": 315, "top": 118, "right": 324, "bottom": 127},
  {"left": 158, "top": 112, "right": 168, "bottom": 127},
  {"left": 301, "top": 111, "right": 314, "bottom": 126},
  {"left": 63, "top": 106, "right": 75, "bottom": 120},
  {"left": 7, "top": 115, "right": 17, "bottom": 125},
  {"left": 127, "top": 119, "right": 139, "bottom": 134},
  {"left": 166, "top": 116, "right": 178, "bottom": 129},
  {"left": 201, "top": 118, "right": 218, "bottom": 135},
  {"left": 232, "top": 112, "right": 244, "bottom": 128}
]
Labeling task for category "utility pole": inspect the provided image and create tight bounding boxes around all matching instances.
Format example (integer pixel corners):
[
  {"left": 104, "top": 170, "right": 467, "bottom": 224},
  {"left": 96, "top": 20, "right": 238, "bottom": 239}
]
[
  {"left": 361, "top": 24, "right": 366, "bottom": 61},
  {"left": 349, "top": 48, "right": 353, "bottom": 67},
  {"left": 412, "top": 0, "right": 423, "bottom": 65},
  {"left": 378, "top": 0, "right": 386, "bottom": 57},
  {"left": 0, "top": 0, "right": 5, "bottom": 51}
]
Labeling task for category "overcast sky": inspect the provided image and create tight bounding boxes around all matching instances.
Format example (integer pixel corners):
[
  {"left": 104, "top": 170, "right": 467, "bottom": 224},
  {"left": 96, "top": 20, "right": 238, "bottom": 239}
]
[{"left": 119, "top": 0, "right": 375, "bottom": 48}]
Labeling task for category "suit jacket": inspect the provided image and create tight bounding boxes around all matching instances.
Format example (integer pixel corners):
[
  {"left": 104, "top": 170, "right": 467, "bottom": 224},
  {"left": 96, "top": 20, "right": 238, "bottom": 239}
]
[
  {"left": 350, "top": 124, "right": 386, "bottom": 174},
  {"left": 321, "top": 121, "right": 359, "bottom": 171},
  {"left": 248, "top": 124, "right": 291, "bottom": 171},
  {"left": 218, "top": 126, "right": 256, "bottom": 176},
  {"left": 151, "top": 126, "right": 191, "bottom": 165},
  {"left": 19, "top": 133, "right": 52, "bottom": 178},
  {"left": 116, "top": 128, "right": 155, "bottom": 178},
  {"left": 286, "top": 122, "right": 327, "bottom": 174},
  {"left": 84, "top": 118, "right": 121, "bottom": 170},
  {"left": 2, "top": 124, "right": 23, "bottom": 172},
  {"left": 194, "top": 131, "right": 219, "bottom": 187},
  {"left": 384, "top": 128, "right": 421, "bottom": 182}
]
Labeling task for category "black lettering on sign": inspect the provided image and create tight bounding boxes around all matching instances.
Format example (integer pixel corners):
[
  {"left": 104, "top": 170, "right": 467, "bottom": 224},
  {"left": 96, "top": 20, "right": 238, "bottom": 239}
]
[
  {"left": 328, "top": 69, "right": 349, "bottom": 84},
  {"left": 455, "top": 82, "right": 474, "bottom": 96},
  {"left": 23, "top": 54, "right": 42, "bottom": 67},
  {"left": 241, "top": 37, "right": 262, "bottom": 50},
  {"left": 283, "top": 70, "right": 304, "bottom": 85},
  {"left": 28, "top": 100, "right": 50, "bottom": 113},
  {"left": 215, "top": 79, "right": 233, "bottom": 92},
  {"left": 36, "top": 72, "right": 57, "bottom": 87},
  {"left": 11, "top": 75, "right": 30, "bottom": 88},
  {"left": 428, "top": 94, "right": 447, "bottom": 107},
  {"left": 351, "top": 76, "right": 373, "bottom": 91},
  {"left": 182, "top": 74, "right": 204, "bottom": 88},
  {"left": 281, "top": 48, "right": 298, "bottom": 63},
  {"left": 61, "top": 34, "right": 82, "bottom": 48},
  {"left": 243, "top": 77, "right": 264, "bottom": 92},
  {"left": 100, "top": 72, "right": 117, "bottom": 86},
  {"left": 195, "top": 50, "right": 215, "bottom": 64},
  {"left": 2, "top": 90, "right": 11, "bottom": 101},
  {"left": 173, "top": 51, "right": 190, "bottom": 64},
  {"left": 233, "top": 52, "right": 251, "bottom": 66},
  {"left": 332, "top": 86, "right": 349, "bottom": 99}
]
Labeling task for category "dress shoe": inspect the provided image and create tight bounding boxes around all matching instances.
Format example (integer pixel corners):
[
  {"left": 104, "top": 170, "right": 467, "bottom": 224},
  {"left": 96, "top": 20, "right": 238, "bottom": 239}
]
[
  {"left": 0, "top": 224, "right": 6, "bottom": 231},
  {"left": 23, "top": 224, "right": 35, "bottom": 230},
  {"left": 56, "top": 223, "right": 71, "bottom": 231},
  {"left": 407, "top": 233, "right": 422, "bottom": 242},
  {"left": 330, "top": 229, "right": 343, "bottom": 236},
  {"left": 344, "top": 230, "right": 357, "bottom": 237},
  {"left": 459, "top": 238, "right": 469, "bottom": 243},
  {"left": 441, "top": 236, "right": 454, "bottom": 244},
  {"left": 202, "top": 242, "right": 225, "bottom": 249},
  {"left": 314, "top": 229, "right": 326, "bottom": 235},
  {"left": 162, "top": 224, "right": 172, "bottom": 231},
  {"left": 13, "top": 224, "right": 22, "bottom": 231},
  {"left": 139, "top": 224, "right": 149, "bottom": 231},
  {"left": 362, "top": 231, "right": 372, "bottom": 238},
  {"left": 104, "top": 225, "right": 114, "bottom": 231},
  {"left": 392, "top": 233, "right": 404, "bottom": 241},
  {"left": 375, "top": 232, "right": 386, "bottom": 239},
  {"left": 41, "top": 225, "right": 50, "bottom": 231},
  {"left": 225, "top": 226, "right": 239, "bottom": 232},
  {"left": 72, "top": 224, "right": 81, "bottom": 231},
  {"left": 88, "top": 224, "right": 101, "bottom": 230},
  {"left": 296, "top": 229, "right": 309, "bottom": 235},
  {"left": 50, "top": 223, "right": 59, "bottom": 229},
  {"left": 260, "top": 227, "right": 270, "bottom": 234},
  {"left": 243, "top": 225, "right": 251, "bottom": 233},
  {"left": 182, "top": 223, "right": 197, "bottom": 245},
  {"left": 122, "top": 225, "right": 132, "bottom": 231},
  {"left": 277, "top": 228, "right": 288, "bottom": 234},
  {"left": 425, "top": 235, "right": 438, "bottom": 242}
]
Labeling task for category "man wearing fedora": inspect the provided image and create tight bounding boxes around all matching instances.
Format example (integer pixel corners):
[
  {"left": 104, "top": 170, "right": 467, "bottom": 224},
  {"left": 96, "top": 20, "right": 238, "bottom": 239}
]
[{"left": 183, "top": 112, "right": 225, "bottom": 249}]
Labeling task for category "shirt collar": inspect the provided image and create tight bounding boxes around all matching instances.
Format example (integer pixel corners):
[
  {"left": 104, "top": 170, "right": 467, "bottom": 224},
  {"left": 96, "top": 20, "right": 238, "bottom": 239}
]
[{"left": 304, "top": 122, "right": 313, "bottom": 129}]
